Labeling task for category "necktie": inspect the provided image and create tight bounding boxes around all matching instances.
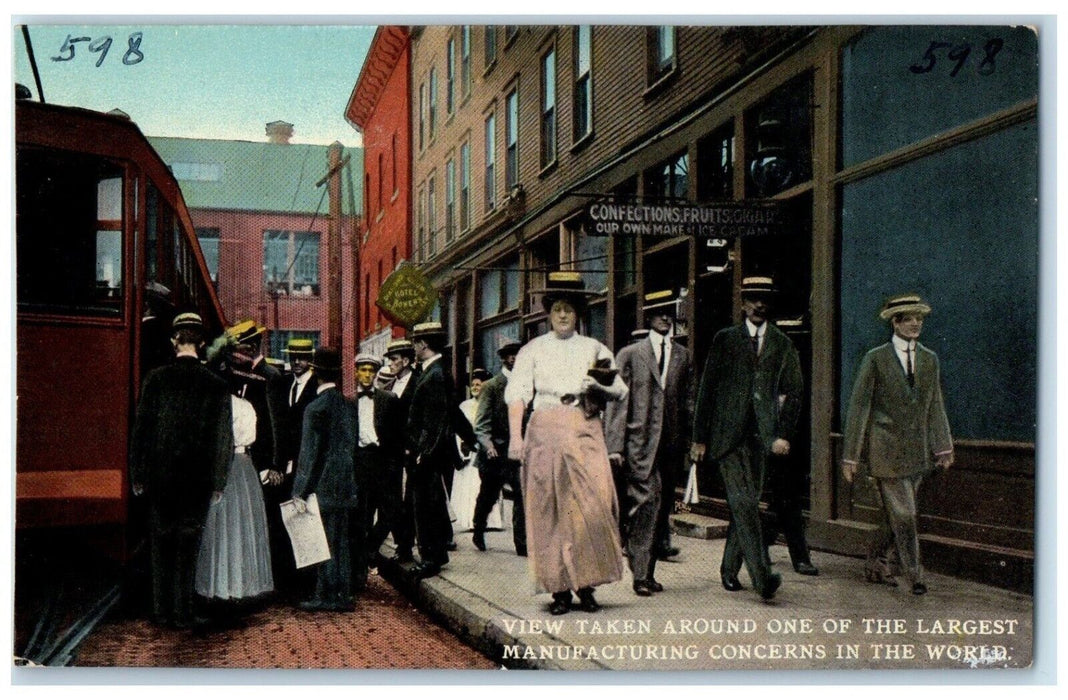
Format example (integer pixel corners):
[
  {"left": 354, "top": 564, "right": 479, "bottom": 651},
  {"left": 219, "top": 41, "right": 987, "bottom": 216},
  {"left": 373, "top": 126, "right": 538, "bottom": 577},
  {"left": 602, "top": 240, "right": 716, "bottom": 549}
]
[
  {"left": 358, "top": 389, "right": 374, "bottom": 399},
  {"left": 290, "top": 379, "right": 298, "bottom": 406},
  {"left": 907, "top": 345, "right": 915, "bottom": 387},
  {"left": 750, "top": 332, "right": 760, "bottom": 356},
  {"left": 658, "top": 337, "right": 667, "bottom": 377}
]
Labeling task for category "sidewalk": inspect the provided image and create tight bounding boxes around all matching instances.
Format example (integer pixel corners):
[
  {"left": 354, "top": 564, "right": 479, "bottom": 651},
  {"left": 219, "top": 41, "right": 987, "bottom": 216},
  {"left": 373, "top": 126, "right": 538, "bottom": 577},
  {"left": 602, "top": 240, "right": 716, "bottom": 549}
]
[{"left": 378, "top": 501, "right": 1033, "bottom": 672}]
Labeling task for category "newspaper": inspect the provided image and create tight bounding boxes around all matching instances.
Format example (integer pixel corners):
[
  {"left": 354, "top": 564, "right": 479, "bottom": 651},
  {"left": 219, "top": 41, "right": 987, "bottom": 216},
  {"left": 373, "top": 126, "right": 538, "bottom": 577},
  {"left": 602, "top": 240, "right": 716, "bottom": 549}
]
[{"left": 279, "top": 494, "right": 330, "bottom": 569}]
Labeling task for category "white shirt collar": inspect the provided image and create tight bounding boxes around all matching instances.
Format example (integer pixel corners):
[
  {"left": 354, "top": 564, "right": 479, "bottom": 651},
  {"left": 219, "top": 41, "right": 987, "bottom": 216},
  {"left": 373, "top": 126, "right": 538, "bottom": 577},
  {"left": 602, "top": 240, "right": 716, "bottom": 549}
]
[
  {"left": 317, "top": 382, "right": 337, "bottom": 394},
  {"left": 175, "top": 349, "right": 199, "bottom": 359},
  {"left": 892, "top": 334, "right": 916, "bottom": 352},
  {"left": 422, "top": 353, "right": 442, "bottom": 369},
  {"left": 502, "top": 366, "right": 512, "bottom": 379},
  {"left": 745, "top": 318, "right": 766, "bottom": 337},
  {"left": 294, "top": 370, "right": 313, "bottom": 386}
]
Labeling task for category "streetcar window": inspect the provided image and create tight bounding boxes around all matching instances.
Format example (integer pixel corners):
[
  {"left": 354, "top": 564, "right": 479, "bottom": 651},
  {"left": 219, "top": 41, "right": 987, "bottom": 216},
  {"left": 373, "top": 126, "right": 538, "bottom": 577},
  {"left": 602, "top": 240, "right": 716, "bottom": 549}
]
[{"left": 16, "top": 148, "right": 125, "bottom": 316}]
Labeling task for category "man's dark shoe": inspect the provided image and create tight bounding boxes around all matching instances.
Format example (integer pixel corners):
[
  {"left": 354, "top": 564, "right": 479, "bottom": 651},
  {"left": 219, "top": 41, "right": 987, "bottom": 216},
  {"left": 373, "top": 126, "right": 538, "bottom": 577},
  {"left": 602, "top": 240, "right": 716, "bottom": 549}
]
[
  {"left": 912, "top": 582, "right": 928, "bottom": 596},
  {"left": 657, "top": 545, "right": 681, "bottom": 560},
  {"left": 324, "top": 599, "right": 356, "bottom": 612},
  {"left": 760, "top": 572, "right": 783, "bottom": 600},
  {"left": 392, "top": 549, "right": 414, "bottom": 564},
  {"left": 633, "top": 580, "right": 654, "bottom": 597},
  {"left": 445, "top": 541, "right": 458, "bottom": 552},
  {"left": 472, "top": 531, "right": 487, "bottom": 551},
  {"left": 794, "top": 561, "right": 820, "bottom": 576},
  {"left": 411, "top": 561, "right": 442, "bottom": 579},
  {"left": 515, "top": 545, "right": 527, "bottom": 557},
  {"left": 721, "top": 573, "right": 744, "bottom": 592},
  {"left": 298, "top": 598, "right": 326, "bottom": 612},
  {"left": 648, "top": 579, "right": 664, "bottom": 593}
]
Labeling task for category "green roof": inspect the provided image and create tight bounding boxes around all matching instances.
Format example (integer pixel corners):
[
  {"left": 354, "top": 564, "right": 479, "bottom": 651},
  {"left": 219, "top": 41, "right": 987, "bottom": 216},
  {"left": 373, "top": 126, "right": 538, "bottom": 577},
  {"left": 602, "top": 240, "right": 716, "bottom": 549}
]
[{"left": 148, "top": 136, "right": 363, "bottom": 216}]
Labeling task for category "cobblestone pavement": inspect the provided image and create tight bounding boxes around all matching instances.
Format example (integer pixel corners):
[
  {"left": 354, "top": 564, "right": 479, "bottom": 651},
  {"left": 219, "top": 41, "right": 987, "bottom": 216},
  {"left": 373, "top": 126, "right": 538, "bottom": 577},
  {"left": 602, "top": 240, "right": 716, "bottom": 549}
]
[{"left": 72, "top": 570, "right": 498, "bottom": 669}]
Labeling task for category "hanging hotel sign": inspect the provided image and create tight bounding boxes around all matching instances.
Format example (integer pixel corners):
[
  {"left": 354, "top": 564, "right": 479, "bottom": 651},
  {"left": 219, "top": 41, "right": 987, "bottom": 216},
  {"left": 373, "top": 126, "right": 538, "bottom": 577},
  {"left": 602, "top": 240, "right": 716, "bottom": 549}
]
[
  {"left": 375, "top": 262, "right": 438, "bottom": 329},
  {"left": 584, "top": 200, "right": 785, "bottom": 239}
]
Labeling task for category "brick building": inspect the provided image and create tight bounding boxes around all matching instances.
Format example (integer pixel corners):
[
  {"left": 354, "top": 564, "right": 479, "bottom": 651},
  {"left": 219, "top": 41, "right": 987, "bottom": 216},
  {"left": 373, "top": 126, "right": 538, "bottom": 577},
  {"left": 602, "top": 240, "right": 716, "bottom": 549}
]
[
  {"left": 345, "top": 26, "right": 413, "bottom": 357},
  {"left": 407, "top": 24, "right": 1038, "bottom": 590},
  {"left": 150, "top": 126, "right": 363, "bottom": 387}
]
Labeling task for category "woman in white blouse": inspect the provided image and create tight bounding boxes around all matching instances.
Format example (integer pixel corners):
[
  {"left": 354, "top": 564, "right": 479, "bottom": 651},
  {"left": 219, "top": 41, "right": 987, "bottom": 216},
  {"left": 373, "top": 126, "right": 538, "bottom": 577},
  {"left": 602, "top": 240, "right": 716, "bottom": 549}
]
[{"left": 505, "top": 271, "right": 628, "bottom": 615}]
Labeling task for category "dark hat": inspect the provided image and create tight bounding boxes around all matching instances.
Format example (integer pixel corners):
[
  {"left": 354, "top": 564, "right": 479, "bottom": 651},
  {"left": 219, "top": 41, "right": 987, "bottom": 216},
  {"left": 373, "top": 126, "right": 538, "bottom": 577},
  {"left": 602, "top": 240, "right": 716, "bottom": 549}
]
[
  {"left": 642, "top": 288, "right": 682, "bottom": 314},
  {"left": 384, "top": 338, "right": 415, "bottom": 359},
  {"left": 284, "top": 338, "right": 315, "bottom": 356},
  {"left": 496, "top": 337, "right": 522, "bottom": 358},
  {"left": 536, "top": 271, "right": 598, "bottom": 313},
  {"left": 470, "top": 368, "right": 492, "bottom": 383},
  {"left": 741, "top": 276, "right": 776, "bottom": 299},
  {"left": 172, "top": 312, "right": 205, "bottom": 332},
  {"left": 354, "top": 353, "right": 383, "bottom": 370},
  {"left": 226, "top": 319, "right": 266, "bottom": 345},
  {"left": 411, "top": 321, "right": 446, "bottom": 341},
  {"left": 879, "top": 293, "right": 932, "bottom": 321},
  {"left": 309, "top": 347, "right": 341, "bottom": 372}
]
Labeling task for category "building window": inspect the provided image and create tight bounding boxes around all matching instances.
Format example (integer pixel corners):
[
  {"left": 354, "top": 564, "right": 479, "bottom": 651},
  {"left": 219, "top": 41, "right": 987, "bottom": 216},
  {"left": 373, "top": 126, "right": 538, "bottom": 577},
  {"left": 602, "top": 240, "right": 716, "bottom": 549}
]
[
  {"left": 505, "top": 88, "right": 519, "bottom": 189},
  {"left": 427, "top": 175, "right": 437, "bottom": 257},
  {"left": 264, "top": 230, "right": 320, "bottom": 296},
  {"left": 540, "top": 47, "right": 557, "bottom": 168},
  {"left": 429, "top": 67, "right": 438, "bottom": 138},
  {"left": 364, "top": 173, "right": 371, "bottom": 221},
  {"left": 391, "top": 134, "right": 398, "bottom": 197},
  {"left": 418, "top": 82, "right": 426, "bottom": 151},
  {"left": 417, "top": 187, "right": 426, "bottom": 262},
  {"left": 461, "top": 26, "right": 471, "bottom": 98},
  {"left": 460, "top": 141, "right": 471, "bottom": 232},
  {"left": 745, "top": 74, "right": 813, "bottom": 197},
  {"left": 170, "top": 161, "right": 222, "bottom": 182},
  {"left": 268, "top": 330, "right": 319, "bottom": 362},
  {"left": 478, "top": 255, "right": 521, "bottom": 318},
  {"left": 484, "top": 113, "right": 497, "bottom": 211},
  {"left": 697, "top": 124, "right": 734, "bottom": 201},
  {"left": 573, "top": 25, "right": 593, "bottom": 143},
  {"left": 445, "top": 158, "right": 456, "bottom": 243},
  {"left": 377, "top": 152, "right": 384, "bottom": 211},
  {"left": 648, "top": 26, "right": 676, "bottom": 85},
  {"left": 195, "top": 227, "right": 220, "bottom": 284},
  {"left": 446, "top": 38, "right": 456, "bottom": 115},
  {"left": 485, "top": 26, "right": 498, "bottom": 69},
  {"left": 505, "top": 26, "right": 519, "bottom": 45},
  {"left": 645, "top": 151, "right": 689, "bottom": 202}
]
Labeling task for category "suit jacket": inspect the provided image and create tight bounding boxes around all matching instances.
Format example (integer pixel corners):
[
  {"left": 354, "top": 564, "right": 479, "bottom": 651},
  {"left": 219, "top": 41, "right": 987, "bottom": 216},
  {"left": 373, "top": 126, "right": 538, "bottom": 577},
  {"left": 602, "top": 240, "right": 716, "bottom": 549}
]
[
  {"left": 406, "top": 359, "right": 463, "bottom": 473},
  {"left": 355, "top": 387, "right": 404, "bottom": 463},
  {"left": 278, "top": 371, "right": 321, "bottom": 468},
  {"left": 842, "top": 342, "right": 952, "bottom": 479},
  {"left": 130, "top": 356, "right": 232, "bottom": 516},
  {"left": 605, "top": 336, "right": 694, "bottom": 477},
  {"left": 692, "top": 322, "right": 804, "bottom": 460},
  {"left": 252, "top": 358, "right": 286, "bottom": 470},
  {"left": 474, "top": 371, "right": 510, "bottom": 456},
  {"left": 292, "top": 387, "right": 358, "bottom": 511}
]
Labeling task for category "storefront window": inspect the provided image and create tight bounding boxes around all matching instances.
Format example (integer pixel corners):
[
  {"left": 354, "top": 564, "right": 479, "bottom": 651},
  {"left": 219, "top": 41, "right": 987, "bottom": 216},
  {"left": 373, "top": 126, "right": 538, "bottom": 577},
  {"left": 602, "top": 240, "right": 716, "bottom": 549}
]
[
  {"left": 697, "top": 124, "right": 734, "bottom": 201},
  {"left": 645, "top": 151, "right": 689, "bottom": 202},
  {"left": 745, "top": 74, "right": 812, "bottom": 197},
  {"left": 477, "top": 319, "right": 520, "bottom": 374}
]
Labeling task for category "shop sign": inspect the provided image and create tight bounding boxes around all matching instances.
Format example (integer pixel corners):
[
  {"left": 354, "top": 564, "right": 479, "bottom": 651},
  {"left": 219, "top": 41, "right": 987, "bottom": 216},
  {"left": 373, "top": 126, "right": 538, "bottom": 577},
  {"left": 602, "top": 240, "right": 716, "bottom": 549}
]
[
  {"left": 585, "top": 200, "right": 784, "bottom": 239},
  {"left": 375, "top": 262, "right": 437, "bottom": 328}
]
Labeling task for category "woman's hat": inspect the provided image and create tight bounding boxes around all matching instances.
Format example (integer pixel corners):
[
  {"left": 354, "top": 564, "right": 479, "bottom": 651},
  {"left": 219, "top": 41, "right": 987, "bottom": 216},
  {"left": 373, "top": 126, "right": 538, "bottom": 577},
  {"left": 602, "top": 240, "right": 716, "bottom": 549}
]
[
  {"left": 171, "top": 312, "right": 204, "bottom": 332},
  {"left": 411, "top": 321, "right": 447, "bottom": 341},
  {"left": 879, "top": 294, "right": 932, "bottom": 320},
  {"left": 310, "top": 347, "right": 341, "bottom": 372},
  {"left": 471, "top": 368, "right": 492, "bottom": 383},
  {"left": 536, "top": 271, "right": 598, "bottom": 313},
  {"left": 740, "top": 276, "right": 776, "bottom": 298},
  {"left": 284, "top": 338, "right": 315, "bottom": 356}
]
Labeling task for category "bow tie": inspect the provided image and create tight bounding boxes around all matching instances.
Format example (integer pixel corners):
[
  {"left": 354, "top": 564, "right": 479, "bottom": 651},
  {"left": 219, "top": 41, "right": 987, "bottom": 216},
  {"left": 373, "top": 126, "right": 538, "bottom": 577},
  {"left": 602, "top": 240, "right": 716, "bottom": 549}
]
[{"left": 357, "top": 390, "right": 374, "bottom": 399}]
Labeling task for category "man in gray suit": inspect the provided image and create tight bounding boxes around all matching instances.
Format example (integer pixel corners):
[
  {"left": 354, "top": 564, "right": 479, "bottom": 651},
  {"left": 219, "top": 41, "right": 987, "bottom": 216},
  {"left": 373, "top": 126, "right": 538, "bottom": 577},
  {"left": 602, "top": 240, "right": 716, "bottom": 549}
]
[
  {"left": 606, "top": 289, "right": 694, "bottom": 597},
  {"left": 842, "top": 294, "right": 953, "bottom": 595},
  {"left": 691, "top": 277, "right": 803, "bottom": 601}
]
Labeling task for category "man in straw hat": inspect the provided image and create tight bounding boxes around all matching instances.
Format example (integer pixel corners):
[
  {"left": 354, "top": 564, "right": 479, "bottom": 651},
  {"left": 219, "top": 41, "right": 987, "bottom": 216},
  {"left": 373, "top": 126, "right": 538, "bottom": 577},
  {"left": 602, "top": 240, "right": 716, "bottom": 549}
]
[
  {"left": 842, "top": 294, "right": 953, "bottom": 595},
  {"left": 471, "top": 338, "right": 527, "bottom": 556},
  {"left": 292, "top": 347, "right": 359, "bottom": 611},
  {"left": 605, "top": 288, "right": 694, "bottom": 597},
  {"left": 130, "top": 312, "right": 232, "bottom": 629},
  {"left": 382, "top": 337, "right": 419, "bottom": 563},
  {"left": 691, "top": 276, "right": 803, "bottom": 601}
]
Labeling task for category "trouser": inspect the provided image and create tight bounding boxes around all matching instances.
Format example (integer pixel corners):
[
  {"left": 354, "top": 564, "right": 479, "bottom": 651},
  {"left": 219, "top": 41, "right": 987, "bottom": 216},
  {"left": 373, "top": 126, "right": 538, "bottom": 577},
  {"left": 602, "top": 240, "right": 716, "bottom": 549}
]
[
  {"left": 411, "top": 459, "right": 452, "bottom": 565},
  {"left": 316, "top": 509, "right": 352, "bottom": 604},
  {"left": 148, "top": 506, "right": 206, "bottom": 628},
  {"left": 361, "top": 448, "right": 403, "bottom": 558},
  {"left": 654, "top": 447, "right": 679, "bottom": 553},
  {"left": 624, "top": 457, "right": 661, "bottom": 583},
  {"left": 762, "top": 454, "right": 813, "bottom": 567},
  {"left": 473, "top": 456, "right": 526, "bottom": 552},
  {"left": 870, "top": 474, "right": 926, "bottom": 586},
  {"left": 719, "top": 430, "right": 775, "bottom": 591},
  {"left": 393, "top": 464, "right": 417, "bottom": 556}
]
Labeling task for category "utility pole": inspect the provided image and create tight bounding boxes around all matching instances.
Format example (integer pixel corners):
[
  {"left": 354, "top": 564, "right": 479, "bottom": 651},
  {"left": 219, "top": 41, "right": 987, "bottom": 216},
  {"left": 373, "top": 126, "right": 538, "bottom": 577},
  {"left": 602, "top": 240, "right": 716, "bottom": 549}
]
[{"left": 318, "top": 144, "right": 349, "bottom": 358}]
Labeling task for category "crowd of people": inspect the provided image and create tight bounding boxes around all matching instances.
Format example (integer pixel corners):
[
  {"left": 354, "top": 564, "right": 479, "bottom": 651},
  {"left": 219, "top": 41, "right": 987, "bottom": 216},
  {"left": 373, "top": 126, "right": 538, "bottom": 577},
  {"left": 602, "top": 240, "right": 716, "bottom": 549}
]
[{"left": 129, "top": 271, "right": 953, "bottom": 627}]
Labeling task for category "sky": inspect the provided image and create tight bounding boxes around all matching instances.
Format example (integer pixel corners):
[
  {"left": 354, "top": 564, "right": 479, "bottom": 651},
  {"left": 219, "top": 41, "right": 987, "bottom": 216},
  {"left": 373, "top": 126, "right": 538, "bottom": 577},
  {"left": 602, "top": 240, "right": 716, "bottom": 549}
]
[{"left": 12, "top": 23, "right": 377, "bottom": 146}]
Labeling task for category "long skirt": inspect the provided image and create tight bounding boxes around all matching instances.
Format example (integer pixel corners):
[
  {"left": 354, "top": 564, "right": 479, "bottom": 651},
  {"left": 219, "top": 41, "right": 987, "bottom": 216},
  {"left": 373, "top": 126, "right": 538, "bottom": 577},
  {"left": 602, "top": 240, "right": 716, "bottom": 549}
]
[
  {"left": 195, "top": 452, "right": 274, "bottom": 600},
  {"left": 450, "top": 455, "right": 502, "bottom": 532},
  {"left": 521, "top": 406, "right": 625, "bottom": 594}
]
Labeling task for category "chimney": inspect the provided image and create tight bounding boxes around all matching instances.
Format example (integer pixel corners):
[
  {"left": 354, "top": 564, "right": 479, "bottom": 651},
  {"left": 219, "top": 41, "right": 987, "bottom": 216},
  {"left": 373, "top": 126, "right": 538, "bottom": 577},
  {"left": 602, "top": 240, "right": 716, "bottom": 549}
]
[{"left": 265, "top": 120, "right": 294, "bottom": 144}]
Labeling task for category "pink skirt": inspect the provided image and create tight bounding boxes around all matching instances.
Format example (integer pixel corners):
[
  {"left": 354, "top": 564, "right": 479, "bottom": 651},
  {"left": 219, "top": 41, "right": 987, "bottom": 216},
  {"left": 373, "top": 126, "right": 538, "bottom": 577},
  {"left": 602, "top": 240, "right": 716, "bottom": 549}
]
[{"left": 521, "top": 406, "right": 625, "bottom": 594}]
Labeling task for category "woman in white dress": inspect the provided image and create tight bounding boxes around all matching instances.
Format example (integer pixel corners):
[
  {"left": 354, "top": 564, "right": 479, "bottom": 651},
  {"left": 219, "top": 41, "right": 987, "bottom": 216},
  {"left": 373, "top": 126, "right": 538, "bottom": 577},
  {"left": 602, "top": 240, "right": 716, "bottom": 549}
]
[
  {"left": 505, "top": 271, "right": 628, "bottom": 615},
  {"left": 195, "top": 370, "right": 274, "bottom": 606},
  {"left": 450, "top": 369, "right": 502, "bottom": 532}
]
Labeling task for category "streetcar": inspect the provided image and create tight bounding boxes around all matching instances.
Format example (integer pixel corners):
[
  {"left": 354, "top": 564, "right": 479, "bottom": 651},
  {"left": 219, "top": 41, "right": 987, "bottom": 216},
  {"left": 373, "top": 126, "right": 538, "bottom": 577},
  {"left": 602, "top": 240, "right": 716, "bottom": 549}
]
[{"left": 14, "top": 95, "right": 227, "bottom": 662}]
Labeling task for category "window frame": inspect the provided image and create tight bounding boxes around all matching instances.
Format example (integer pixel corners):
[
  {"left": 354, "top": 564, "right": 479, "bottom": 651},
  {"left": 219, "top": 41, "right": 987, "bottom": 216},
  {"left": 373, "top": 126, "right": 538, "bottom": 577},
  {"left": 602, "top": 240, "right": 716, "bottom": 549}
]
[
  {"left": 505, "top": 87, "right": 519, "bottom": 190},
  {"left": 540, "top": 45, "right": 558, "bottom": 171}
]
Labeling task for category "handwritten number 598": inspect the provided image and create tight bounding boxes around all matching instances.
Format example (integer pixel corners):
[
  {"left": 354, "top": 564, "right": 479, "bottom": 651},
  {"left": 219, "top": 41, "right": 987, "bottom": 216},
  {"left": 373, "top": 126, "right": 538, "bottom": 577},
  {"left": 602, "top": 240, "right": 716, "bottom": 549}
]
[
  {"left": 909, "top": 39, "right": 1004, "bottom": 76},
  {"left": 51, "top": 32, "right": 144, "bottom": 66}
]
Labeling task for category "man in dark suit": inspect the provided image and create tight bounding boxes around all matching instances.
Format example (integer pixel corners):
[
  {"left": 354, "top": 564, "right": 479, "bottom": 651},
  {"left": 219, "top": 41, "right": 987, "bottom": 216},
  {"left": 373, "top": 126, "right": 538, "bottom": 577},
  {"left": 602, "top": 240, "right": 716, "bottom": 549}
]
[
  {"left": 351, "top": 353, "right": 404, "bottom": 582},
  {"left": 130, "top": 312, "right": 232, "bottom": 629},
  {"left": 292, "top": 347, "right": 359, "bottom": 612},
  {"left": 606, "top": 289, "right": 694, "bottom": 597},
  {"left": 842, "top": 294, "right": 953, "bottom": 595},
  {"left": 406, "top": 322, "right": 470, "bottom": 579},
  {"left": 383, "top": 338, "right": 419, "bottom": 563},
  {"left": 691, "top": 277, "right": 803, "bottom": 601},
  {"left": 471, "top": 339, "right": 526, "bottom": 556}
]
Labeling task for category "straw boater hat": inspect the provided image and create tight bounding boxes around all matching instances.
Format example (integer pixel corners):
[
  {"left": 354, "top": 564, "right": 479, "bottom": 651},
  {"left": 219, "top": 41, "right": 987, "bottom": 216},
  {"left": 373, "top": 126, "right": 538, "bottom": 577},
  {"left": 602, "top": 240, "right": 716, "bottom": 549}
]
[
  {"left": 536, "top": 270, "right": 598, "bottom": 313},
  {"left": 354, "top": 353, "right": 383, "bottom": 370},
  {"left": 284, "top": 338, "right": 315, "bottom": 357},
  {"left": 631, "top": 328, "right": 651, "bottom": 341},
  {"left": 496, "top": 337, "right": 522, "bottom": 358},
  {"left": 225, "top": 319, "right": 266, "bottom": 345},
  {"left": 740, "top": 276, "right": 776, "bottom": 298},
  {"left": 879, "top": 294, "right": 932, "bottom": 321},
  {"left": 171, "top": 311, "right": 205, "bottom": 332},
  {"left": 309, "top": 347, "right": 341, "bottom": 372},
  {"left": 642, "top": 288, "right": 681, "bottom": 315},
  {"left": 410, "top": 321, "right": 447, "bottom": 341},
  {"left": 384, "top": 338, "right": 415, "bottom": 359}
]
